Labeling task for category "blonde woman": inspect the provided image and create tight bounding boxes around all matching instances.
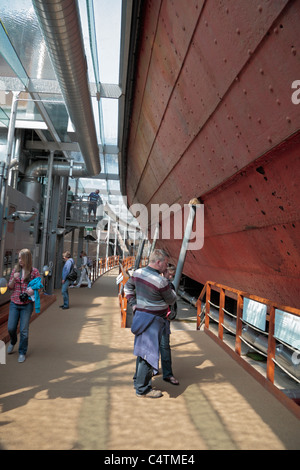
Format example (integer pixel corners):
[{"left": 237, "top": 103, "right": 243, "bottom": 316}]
[{"left": 7, "top": 249, "right": 40, "bottom": 363}]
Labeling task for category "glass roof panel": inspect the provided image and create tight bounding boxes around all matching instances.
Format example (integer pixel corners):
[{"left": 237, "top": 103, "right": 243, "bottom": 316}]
[
  {"left": 0, "top": 22, "right": 28, "bottom": 85},
  {"left": 102, "top": 98, "right": 118, "bottom": 146},
  {"left": 91, "top": 96, "right": 101, "bottom": 144},
  {"left": 0, "top": 0, "right": 135, "bottom": 224},
  {"left": 0, "top": 107, "right": 9, "bottom": 127},
  {"left": 107, "top": 179, "right": 120, "bottom": 192},
  {"left": 78, "top": 0, "right": 97, "bottom": 85},
  {"left": 93, "top": 0, "right": 122, "bottom": 84},
  {"left": 0, "top": 54, "right": 18, "bottom": 79},
  {"left": 41, "top": 98, "right": 70, "bottom": 142},
  {"left": 105, "top": 154, "right": 119, "bottom": 174},
  {"left": 0, "top": 0, "right": 55, "bottom": 80}
]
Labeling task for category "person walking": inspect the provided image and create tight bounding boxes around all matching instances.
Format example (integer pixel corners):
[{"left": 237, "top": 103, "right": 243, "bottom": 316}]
[
  {"left": 124, "top": 249, "right": 177, "bottom": 398},
  {"left": 76, "top": 251, "right": 92, "bottom": 288},
  {"left": 60, "top": 251, "right": 75, "bottom": 309},
  {"left": 7, "top": 248, "right": 40, "bottom": 363},
  {"left": 88, "top": 189, "right": 102, "bottom": 222}
]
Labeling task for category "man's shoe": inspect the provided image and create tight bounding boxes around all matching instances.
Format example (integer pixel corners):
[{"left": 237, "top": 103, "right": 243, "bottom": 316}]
[
  {"left": 7, "top": 343, "right": 14, "bottom": 354},
  {"left": 163, "top": 376, "right": 180, "bottom": 385},
  {"left": 59, "top": 305, "right": 64, "bottom": 308},
  {"left": 62, "top": 306, "right": 69, "bottom": 309},
  {"left": 136, "top": 389, "right": 163, "bottom": 398},
  {"left": 18, "top": 354, "right": 26, "bottom": 363}
]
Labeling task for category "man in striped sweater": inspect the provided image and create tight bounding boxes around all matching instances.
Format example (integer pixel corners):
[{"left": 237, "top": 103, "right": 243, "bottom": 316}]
[{"left": 124, "top": 249, "right": 177, "bottom": 398}]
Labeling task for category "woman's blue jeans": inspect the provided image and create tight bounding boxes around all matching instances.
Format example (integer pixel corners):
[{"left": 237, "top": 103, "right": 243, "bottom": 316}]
[
  {"left": 62, "top": 279, "right": 71, "bottom": 307},
  {"left": 8, "top": 301, "right": 34, "bottom": 355}
]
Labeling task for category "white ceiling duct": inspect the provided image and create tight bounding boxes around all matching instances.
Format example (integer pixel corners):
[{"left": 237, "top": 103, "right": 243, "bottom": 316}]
[{"left": 32, "top": 0, "right": 101, "bottom": 176}]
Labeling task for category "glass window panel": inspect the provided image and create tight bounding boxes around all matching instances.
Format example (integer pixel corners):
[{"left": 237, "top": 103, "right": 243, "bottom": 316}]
[
  {"left": 107, "top": 179, "right": 120, "bottom": 191},
  {"left": 42, "top": 99, "right": 70, "bottom": 143},
  {"left": 78, "top": 0, "right": 97, "bottom": 84},
  {"left": 100, "top": 153, "right": 105, "bottom": 169},
  {"left": 91, "top": 97, "right": 101, "bottom": 143},
  {"left": 0, "top": 20, "right": 28, "bottom": 85},
  {"left": 0, "top": 107, "right": 9, "bottom": 127},
  {"left": 1, "top": 91, "right": 45, "bottom": 123},
  {"left": 105, "top": 153, "right": 119, "bottom": 174},
  {"left": 102, "top": 98, "right": 118, "bottom": 146},
  {"left": 94, "top": 0, "right": 121, "bottom": 84},
  {"left": 0, "top": 54, "right": 18, "bottom": 79},
  {"left": 0, "top": 0, "right": 55, "bottom": 80}
]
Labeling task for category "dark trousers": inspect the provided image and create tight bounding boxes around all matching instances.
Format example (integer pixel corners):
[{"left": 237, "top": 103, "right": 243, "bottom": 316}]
[
  {"left": 160, "top": 332, "right": 173, "bottom": 379},
  {"left": 133, "top": 356, "right": 153, "bottom": 395}
]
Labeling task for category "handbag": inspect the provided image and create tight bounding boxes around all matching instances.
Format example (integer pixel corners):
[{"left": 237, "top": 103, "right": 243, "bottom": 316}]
[{"left": 66, "top": 263, "right": 77, "bottom": 282}]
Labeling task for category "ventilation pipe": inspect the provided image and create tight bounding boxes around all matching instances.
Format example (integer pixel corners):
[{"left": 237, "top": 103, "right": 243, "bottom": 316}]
[
  {"left": 32, "top": 0, "right": 100, "bottom": 176},
  {"left": 20, "top": 161, "right": 88, "bottom": 202}
]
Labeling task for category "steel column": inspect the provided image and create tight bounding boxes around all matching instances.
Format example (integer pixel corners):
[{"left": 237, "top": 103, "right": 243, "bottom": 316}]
[
  {"left": 173, "top": 204, "right": 196, "bottom": 293},
  {"left": 0, "top": 92, "right": 20, "bottom": 275}
]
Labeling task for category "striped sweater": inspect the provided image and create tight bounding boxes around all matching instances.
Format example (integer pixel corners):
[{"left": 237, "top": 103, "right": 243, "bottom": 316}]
[{"left": 124, "top": 266, "right": 177, "bottom": 317}]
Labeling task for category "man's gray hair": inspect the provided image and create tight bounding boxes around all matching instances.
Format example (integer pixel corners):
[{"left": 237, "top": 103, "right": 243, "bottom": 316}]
[{"left": 149, "top": 248, "right": 169, "bottom": 264}]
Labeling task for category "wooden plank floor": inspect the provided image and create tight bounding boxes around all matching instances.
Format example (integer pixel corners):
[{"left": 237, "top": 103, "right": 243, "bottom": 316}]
[
  {"left": 0, "top": 293, "right": 57, "bottom": 344},
  {"left": 0, "top": 269, "right": 299, "bottom": 450}
]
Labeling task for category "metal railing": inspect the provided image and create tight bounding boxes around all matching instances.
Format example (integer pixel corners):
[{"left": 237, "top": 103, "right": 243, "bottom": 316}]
[
  {"left": 118, "top": 256, "right": 148, "bottom": 328},
  {"left": 67, "top": 199, "right": 103, "bottom": 224},
  {"left": 90, "top": 255, "right": 120, "bottom": 282},
  {"left": 196, "top": 281, "right": 300, "bottom": 388}
]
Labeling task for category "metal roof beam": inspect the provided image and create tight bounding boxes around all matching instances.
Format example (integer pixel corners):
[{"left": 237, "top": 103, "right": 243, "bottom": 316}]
[{"left": 0, "top": 78, "right": 122, "bottom": 99}]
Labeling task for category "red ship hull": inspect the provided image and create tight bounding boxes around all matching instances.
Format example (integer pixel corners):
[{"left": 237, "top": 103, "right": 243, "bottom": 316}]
[{"left": 125, "top": 0, "right": 300, "bottom": 307}]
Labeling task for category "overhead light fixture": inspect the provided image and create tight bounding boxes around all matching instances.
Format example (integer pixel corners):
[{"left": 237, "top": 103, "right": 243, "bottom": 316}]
[
  {"left": 0, "top": 278, "right": 8, "bottom": 295},
  {"left": 5, "top": 211, "right": 37, "bottom": 222}
]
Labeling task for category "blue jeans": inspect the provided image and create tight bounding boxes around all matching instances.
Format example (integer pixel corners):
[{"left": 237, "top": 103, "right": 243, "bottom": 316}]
[
  {"left": 133, "top": 356, "right": 153, "bottom": 395},
  {"left": 160, "top": 332, "right": 173, "bottom": 379},
  {"left": 8, "top": 301, "right": 34, "bottom": 355},
  {"left": 62, "top": 279, "right": 71, "bottom": 307}
]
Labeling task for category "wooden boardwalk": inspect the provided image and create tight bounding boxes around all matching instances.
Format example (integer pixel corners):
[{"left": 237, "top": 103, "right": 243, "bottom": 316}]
[{"left": 0, "top": 269, "right": 299, "bottom": 450}]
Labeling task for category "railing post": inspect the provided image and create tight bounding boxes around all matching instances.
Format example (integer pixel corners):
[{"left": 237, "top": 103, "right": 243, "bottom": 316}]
[
  {"left": 196, "top": 299, "right": 203, "bottom": 330},
  {"left": 267, "top": 305, "right": 276, "bottom": 383},
  {"left": 235, "top": 294, "right": 243, "bottom": 355},
  {"left": 134, "top": 238, "right": 145, "bottom": 270},
  {"left": 196, "top": 284, "right": 206, "bottom": 330},
  {"left": 218, "top": 288, "right": 225, "bottom": 340},
  {"left": 205, "top": 283, "right": 211, "bottom": 329},
  {"left": 173, "top": 204, "right": 197, "bottom": 293}
]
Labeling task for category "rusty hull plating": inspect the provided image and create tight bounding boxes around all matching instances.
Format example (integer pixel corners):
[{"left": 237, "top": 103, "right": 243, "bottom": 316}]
[{"left": 125, "top": 0, "right": 300, "bottom": 308}]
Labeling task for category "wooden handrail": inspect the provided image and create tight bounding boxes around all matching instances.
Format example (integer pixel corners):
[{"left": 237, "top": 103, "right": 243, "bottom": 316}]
[
  {"left": 90, "top": 255, "right": 120, "bottom": 282},
  {"left": 118, "top": 256, "right": 149, "bottom": 328},
  {"left": 197, "top": 280, "right": 300, "bottom": 316}
]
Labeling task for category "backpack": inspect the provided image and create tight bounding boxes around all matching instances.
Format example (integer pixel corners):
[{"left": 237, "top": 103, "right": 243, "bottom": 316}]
[
  {"left": 87, "top": 257, "right": 93, "bottom": 268},
  {"left": 66, "top": 263, "right": 77, "bottom": 282}
]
